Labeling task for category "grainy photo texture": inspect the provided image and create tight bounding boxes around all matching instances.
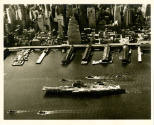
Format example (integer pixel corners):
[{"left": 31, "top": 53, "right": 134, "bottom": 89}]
[{"left": 4, "top": 4, "right": 151, "bottom": 119}]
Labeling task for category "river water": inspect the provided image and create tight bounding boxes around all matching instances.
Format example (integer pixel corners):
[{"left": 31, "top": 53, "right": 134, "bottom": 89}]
[{"left": 4, "top": 49, "right": 151, "bottom": 119}]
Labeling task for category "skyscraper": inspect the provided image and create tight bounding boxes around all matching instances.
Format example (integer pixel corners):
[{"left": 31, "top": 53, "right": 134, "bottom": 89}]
[{"left": 67, "top": 16, "right": 81, "bottom": 44}]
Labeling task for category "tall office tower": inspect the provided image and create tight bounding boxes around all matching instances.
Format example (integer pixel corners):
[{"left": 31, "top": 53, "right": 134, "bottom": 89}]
[
  {"left": 114, "top": 5, "right": 122, "bottom": 26},
  {"left": 67, "top": 16, "right": 81, "bottom": 44},
  {"left": 87, "top": 7, "right": 96, "bottom": 28}
]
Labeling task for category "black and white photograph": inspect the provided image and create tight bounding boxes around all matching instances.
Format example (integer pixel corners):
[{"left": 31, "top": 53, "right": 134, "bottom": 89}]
[{"left": 3, "top": 2, "right": 152, "bottom": 121}]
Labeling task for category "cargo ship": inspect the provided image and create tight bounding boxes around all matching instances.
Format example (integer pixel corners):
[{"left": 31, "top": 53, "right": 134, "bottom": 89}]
[
  {"left": 61, "top": 46, "right": 75, "bottom": 65},
  {"left": 42, "top": 81, "right": 125, "bottom": 96},
  {"left": 122, "top": 44, "right": 131, "bottom": 63},
  {"left": 101, "top": 44, "right": 112, "bottom": 63},
  {"left": 81, "top": 45, "right": 92, "bottom": 65}
]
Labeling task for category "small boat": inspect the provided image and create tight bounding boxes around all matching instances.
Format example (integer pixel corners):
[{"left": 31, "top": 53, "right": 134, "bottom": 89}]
[
  {"left": 7, "top": 110, "right": 28, "bottom": 114},
  {"left": 60, "top": 78, "right": 68, "bottom": 82},
  {"left": 7, "top": 110, "right": 17, "bottom": 114},
  {"left": 81, "top": 61, "right": 88, "bottom": 65},
  {"left": 85, "top": 76, "right": 101, "bottom": 79},
  {"left": 37, "top": 110, "right": 54, "bottom": 116},
  {"left": 42, "top": 81, "right": 125, "bottom": 96},
  {"left": 92, "top": 60, "right": 102, "bottom": 65}
]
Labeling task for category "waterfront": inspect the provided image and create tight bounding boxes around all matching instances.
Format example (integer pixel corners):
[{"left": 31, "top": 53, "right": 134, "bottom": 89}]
[{"left": 4, "top": 49, "right": 151, "bottom": 119}]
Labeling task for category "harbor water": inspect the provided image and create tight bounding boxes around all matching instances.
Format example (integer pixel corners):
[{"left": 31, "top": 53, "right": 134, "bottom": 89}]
[{"left": 4, "top": 49, "right": 151, "bottom": 119}]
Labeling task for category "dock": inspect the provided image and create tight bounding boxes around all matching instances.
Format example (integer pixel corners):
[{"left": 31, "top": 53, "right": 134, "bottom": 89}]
[
  {"left": 4, "top": 41, "right": 150, "bottom": 64},
  {"left": 5, "top": 41, "right": 150, "bottom": 51},
  {"left": 12, "top": 49, "right": 31, "bottom": 66}
]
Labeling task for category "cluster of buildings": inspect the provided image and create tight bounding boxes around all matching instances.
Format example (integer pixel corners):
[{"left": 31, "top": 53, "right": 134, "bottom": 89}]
[{"left": 4, "top": 4, "right": 151, "bottom": 47}]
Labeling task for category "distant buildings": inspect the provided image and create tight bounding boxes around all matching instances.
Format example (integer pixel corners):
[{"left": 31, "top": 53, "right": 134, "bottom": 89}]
[{"left": 4, "top": 4, "right": 151, "bottom": 47}]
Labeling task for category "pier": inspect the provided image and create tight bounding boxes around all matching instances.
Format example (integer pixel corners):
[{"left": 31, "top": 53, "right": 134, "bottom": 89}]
[
  {"left": 36, "top": 49, "right": 49, "bottom": 64},
  {"left": 5, "top": 41, "right": 151, "bottom": 65},
  {"left": 138, "top": 46, "right": 142, "bottom": 62},
  {"left": 102, "top": 45, "right": 111, "bottom": 63}
]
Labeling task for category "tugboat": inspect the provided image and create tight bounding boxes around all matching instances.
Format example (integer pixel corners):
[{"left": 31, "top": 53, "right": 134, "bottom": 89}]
[{"left": 42, "top": 81, "right": 125, "bottom": 96}]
